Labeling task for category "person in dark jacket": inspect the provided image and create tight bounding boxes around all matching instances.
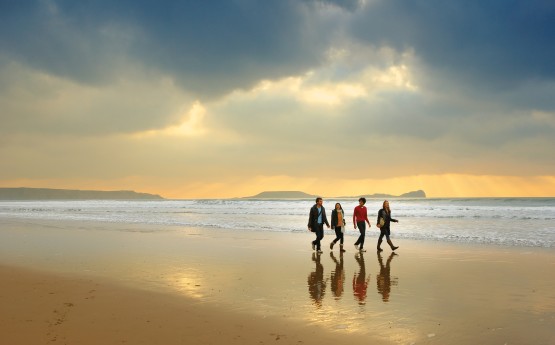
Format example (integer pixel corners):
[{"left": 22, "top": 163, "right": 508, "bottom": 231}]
[
  {"left": 307, "top": 197, "right": 330, "bottom": 253},
  {"left": 330, "top": 202, "right": 346, "bottom": 252},
  {"left": 376, "top": 200, "right": 399, "bottom": 252}
]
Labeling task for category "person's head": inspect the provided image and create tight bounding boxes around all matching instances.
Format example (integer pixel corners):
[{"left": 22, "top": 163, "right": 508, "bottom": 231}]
[
  {"left": 383, "top": 200, "right": 390, "bottom": 210},
  {"left": 358, "top": 197, "right": 366, "bottom": 205},
  {"left": 335, "top": 202, "right": 342, "bottom": 210},
  {"left": 315, "top": 197, "right": 323, "bottom": 206}
]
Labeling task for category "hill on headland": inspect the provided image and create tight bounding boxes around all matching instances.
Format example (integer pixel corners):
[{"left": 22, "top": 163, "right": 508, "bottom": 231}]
[
  {"left": 243, "top": 191, "right": 317, "bottom": 199},
  {"left": 243, "top": 190, "right": 426, "bottom": 199},
  {"left": 356, "top": 190, "right": 427, "bottom": 198},
  {"left": 0, "top": 187, "right": 164, "bottom": 200}
]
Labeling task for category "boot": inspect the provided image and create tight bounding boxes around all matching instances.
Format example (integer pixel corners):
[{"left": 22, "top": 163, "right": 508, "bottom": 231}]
[
  {"left": 340, "top": 244, "right": 346, "bottom": 252},
  {"left": 330, "top": 240, "right": 335, "bottom": 250},
  {"left": 377, "top": 239, "right": 383, "bottom": 252},
  {"left": 387, "top": 239, "right": 399, "bottom": 251}
]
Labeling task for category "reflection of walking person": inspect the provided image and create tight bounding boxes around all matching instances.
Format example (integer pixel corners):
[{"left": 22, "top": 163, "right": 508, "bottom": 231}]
[
  {"left": 307, "top": 197, "right": 330, "bottom": 253},
  {"left": 376, "top": 200, "right": 399, "bottom": 252},
  {"left": 353, "top": 197, "right": 371, "bottom": 252},
  {"left": 330, "top": 203, "right": 346, "bottom": 252},
  {"left": 352, "top": 252, "right": 370, "bottom": 305},
  {"left": 308, "top": 252, "right": 326, "bottom": 307},
  {"left": 376, "top": 252, "right": 398, "bottom": 302},
  {"left": 329, "top": 251, "right": 345, "bottom": 299}
]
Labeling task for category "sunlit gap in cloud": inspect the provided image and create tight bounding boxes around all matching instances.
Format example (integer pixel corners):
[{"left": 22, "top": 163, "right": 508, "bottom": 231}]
[
  {"left": 373, "top": 65, "right": 418, "bottom": 91},
  {"left": 226, "top": 47, "right": 419, "bottom": 108},
  {"left": 299, "top": 78, "right": 367, "bottom": 106},
  {"left": 132, "top": 101, "right": 207, "bottom": 138}
]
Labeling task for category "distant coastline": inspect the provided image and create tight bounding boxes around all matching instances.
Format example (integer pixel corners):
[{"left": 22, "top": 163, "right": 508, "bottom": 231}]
[
  {"left": 0, "top": 187, "right": 426, "bottom": 200},
  {"left": 0, "top": 187, "right": 163, "bottom": 200},
  {"left": 242, "top": 190, "right": 426, "bottom": 199}
]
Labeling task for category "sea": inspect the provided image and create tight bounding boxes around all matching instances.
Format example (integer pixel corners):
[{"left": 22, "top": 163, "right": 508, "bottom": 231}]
[{"left": 1, "top": 197, "right": 554, "bottom": 248}]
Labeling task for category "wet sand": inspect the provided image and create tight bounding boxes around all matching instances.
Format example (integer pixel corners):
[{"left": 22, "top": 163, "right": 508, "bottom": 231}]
[
  {"left": 1, "top": 264, "right": 377, "bottom": 345},
  {"left": 1, "top": 218, "right": 555, "bottom": 344}
]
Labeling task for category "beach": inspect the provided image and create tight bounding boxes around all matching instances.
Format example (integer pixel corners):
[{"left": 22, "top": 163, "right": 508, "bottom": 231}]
[{"left": 1, "top": 217, "right": 555, "bottom": 344}]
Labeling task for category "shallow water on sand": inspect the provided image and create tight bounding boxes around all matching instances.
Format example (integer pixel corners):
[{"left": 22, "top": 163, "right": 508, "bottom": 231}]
[{"left": 1, "top": 219, "right": 554, "bottom": 344}]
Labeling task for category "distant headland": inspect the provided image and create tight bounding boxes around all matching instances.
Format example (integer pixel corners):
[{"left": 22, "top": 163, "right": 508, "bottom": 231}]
[
  {"left": 243, "top": 191, "right": 317, "bottom": 199},
  {"left": 243, "top": 190, "right": 426, "bottom": 199},
  {"left": 0, "top": 187, "right": 164, "bottom": 200}
]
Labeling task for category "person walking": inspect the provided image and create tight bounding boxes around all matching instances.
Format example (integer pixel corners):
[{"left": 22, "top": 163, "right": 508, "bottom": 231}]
[
  {"left": 353, "top": 197, "right": 371, "bottom": 252},
  {"left": 308, "top": 197, "right": 330, "bottom": 253},
  {"left": 330, "top": 202, "right": 346, "bottom": 252},
  {"left": 376, "top": 200, "right": 399, "bottom": 252}
]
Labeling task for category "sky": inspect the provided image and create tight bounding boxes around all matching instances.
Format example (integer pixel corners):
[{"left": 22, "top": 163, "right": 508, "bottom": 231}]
[{"left": 1, "top": 0, "right": 555, "bottom": 199}]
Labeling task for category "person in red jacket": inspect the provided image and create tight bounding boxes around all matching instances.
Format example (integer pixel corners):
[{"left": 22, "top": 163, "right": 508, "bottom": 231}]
[{"left": 353, "top": 197, "right": 371, "bottom": 252}]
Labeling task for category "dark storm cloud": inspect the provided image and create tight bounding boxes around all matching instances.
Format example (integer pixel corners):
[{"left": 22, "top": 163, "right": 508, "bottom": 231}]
[
  {"left": 350, "top": 0, "right": 555, "bottom": 91},
  {"left": 304, "top": 0, "right": 363, "bottom": 11},
  {"left": 0, "top": 0, "right": 334, "bottom": 98},
  {"left": 3, "top": 0, "right": 553, "bottom": 97}
]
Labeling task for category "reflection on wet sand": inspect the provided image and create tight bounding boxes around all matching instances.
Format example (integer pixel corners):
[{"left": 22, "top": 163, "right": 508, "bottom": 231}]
[
  {"left": 353, "top": 252, "right": 370, "bottom": 305},
  {"left": 376, "top": 252, "right": 398, "bottom": 302},
  {"left": 307, "top": 251, "right": 399, "bottom": 308},
  {"left": 307, "top": 252, "right": 327, "bottom": 307},
  {"left": 329, "top": 251, "right": 345, "bottom": 300}
]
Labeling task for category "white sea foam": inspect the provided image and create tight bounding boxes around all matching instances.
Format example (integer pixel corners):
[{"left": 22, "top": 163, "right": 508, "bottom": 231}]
[{"left": 0, "top": 198, "right": 554, "bottom": 247}]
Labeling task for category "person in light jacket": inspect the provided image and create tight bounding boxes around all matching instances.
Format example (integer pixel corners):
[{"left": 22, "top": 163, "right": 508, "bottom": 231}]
[{"left": 330, "top": 202, "right": 346, "bottom": 252}]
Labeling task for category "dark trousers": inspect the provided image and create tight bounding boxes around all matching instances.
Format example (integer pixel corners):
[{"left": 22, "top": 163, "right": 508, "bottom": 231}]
[
  {"left": 332, "top": 227, "right": 344, "bottom": 245},
  {"left": 312, "top": 223, "right": 324, "bottom": 250},
  {"left": 354, "top": 221, "right": 366, "bottom": 249},
  {"left": 378, "top": 228, "right": 391, "bottom": 242}
]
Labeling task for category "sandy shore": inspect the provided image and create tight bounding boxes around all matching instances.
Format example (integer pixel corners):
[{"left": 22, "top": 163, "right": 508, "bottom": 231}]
[
  {"left": 1, "top": 218, "right": 555, "bottom": 344},
  {"left": 1, "top": 264, "right": 377, "bottom": 345}
]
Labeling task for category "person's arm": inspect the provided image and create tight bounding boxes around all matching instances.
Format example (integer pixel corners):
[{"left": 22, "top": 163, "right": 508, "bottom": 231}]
[
  {"left": 365, "top": 209, "right": 371, "bottom": 227},
  {"left": 307, "top": 207, "right": 313, "bottom": 230},
  {"left": 323, "top": 208, "right": 330, "bottom": 228},
  {"left": 353, "top": 208, "right": 357, "bottom": 228},
  {"left": 330, "top": 210, "right": 336, "bottom": 229},
  {"left": 342, "top": 210, "right": 346, "bottom": 226}
]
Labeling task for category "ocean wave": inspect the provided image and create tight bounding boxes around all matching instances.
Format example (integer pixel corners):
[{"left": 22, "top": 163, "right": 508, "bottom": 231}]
[{"left": 2, "top": 199, "right": 554, "bottom": 248}]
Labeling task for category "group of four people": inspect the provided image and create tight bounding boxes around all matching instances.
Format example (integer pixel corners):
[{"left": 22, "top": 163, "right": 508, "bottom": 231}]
[{"left": 308, "top": 197, "right": 399, "bottom": 253}]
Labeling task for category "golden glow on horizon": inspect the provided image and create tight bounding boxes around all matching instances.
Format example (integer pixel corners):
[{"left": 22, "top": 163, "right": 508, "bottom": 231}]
[{"left": 3, "top": 174, "right": 555, "bottom": 199}]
